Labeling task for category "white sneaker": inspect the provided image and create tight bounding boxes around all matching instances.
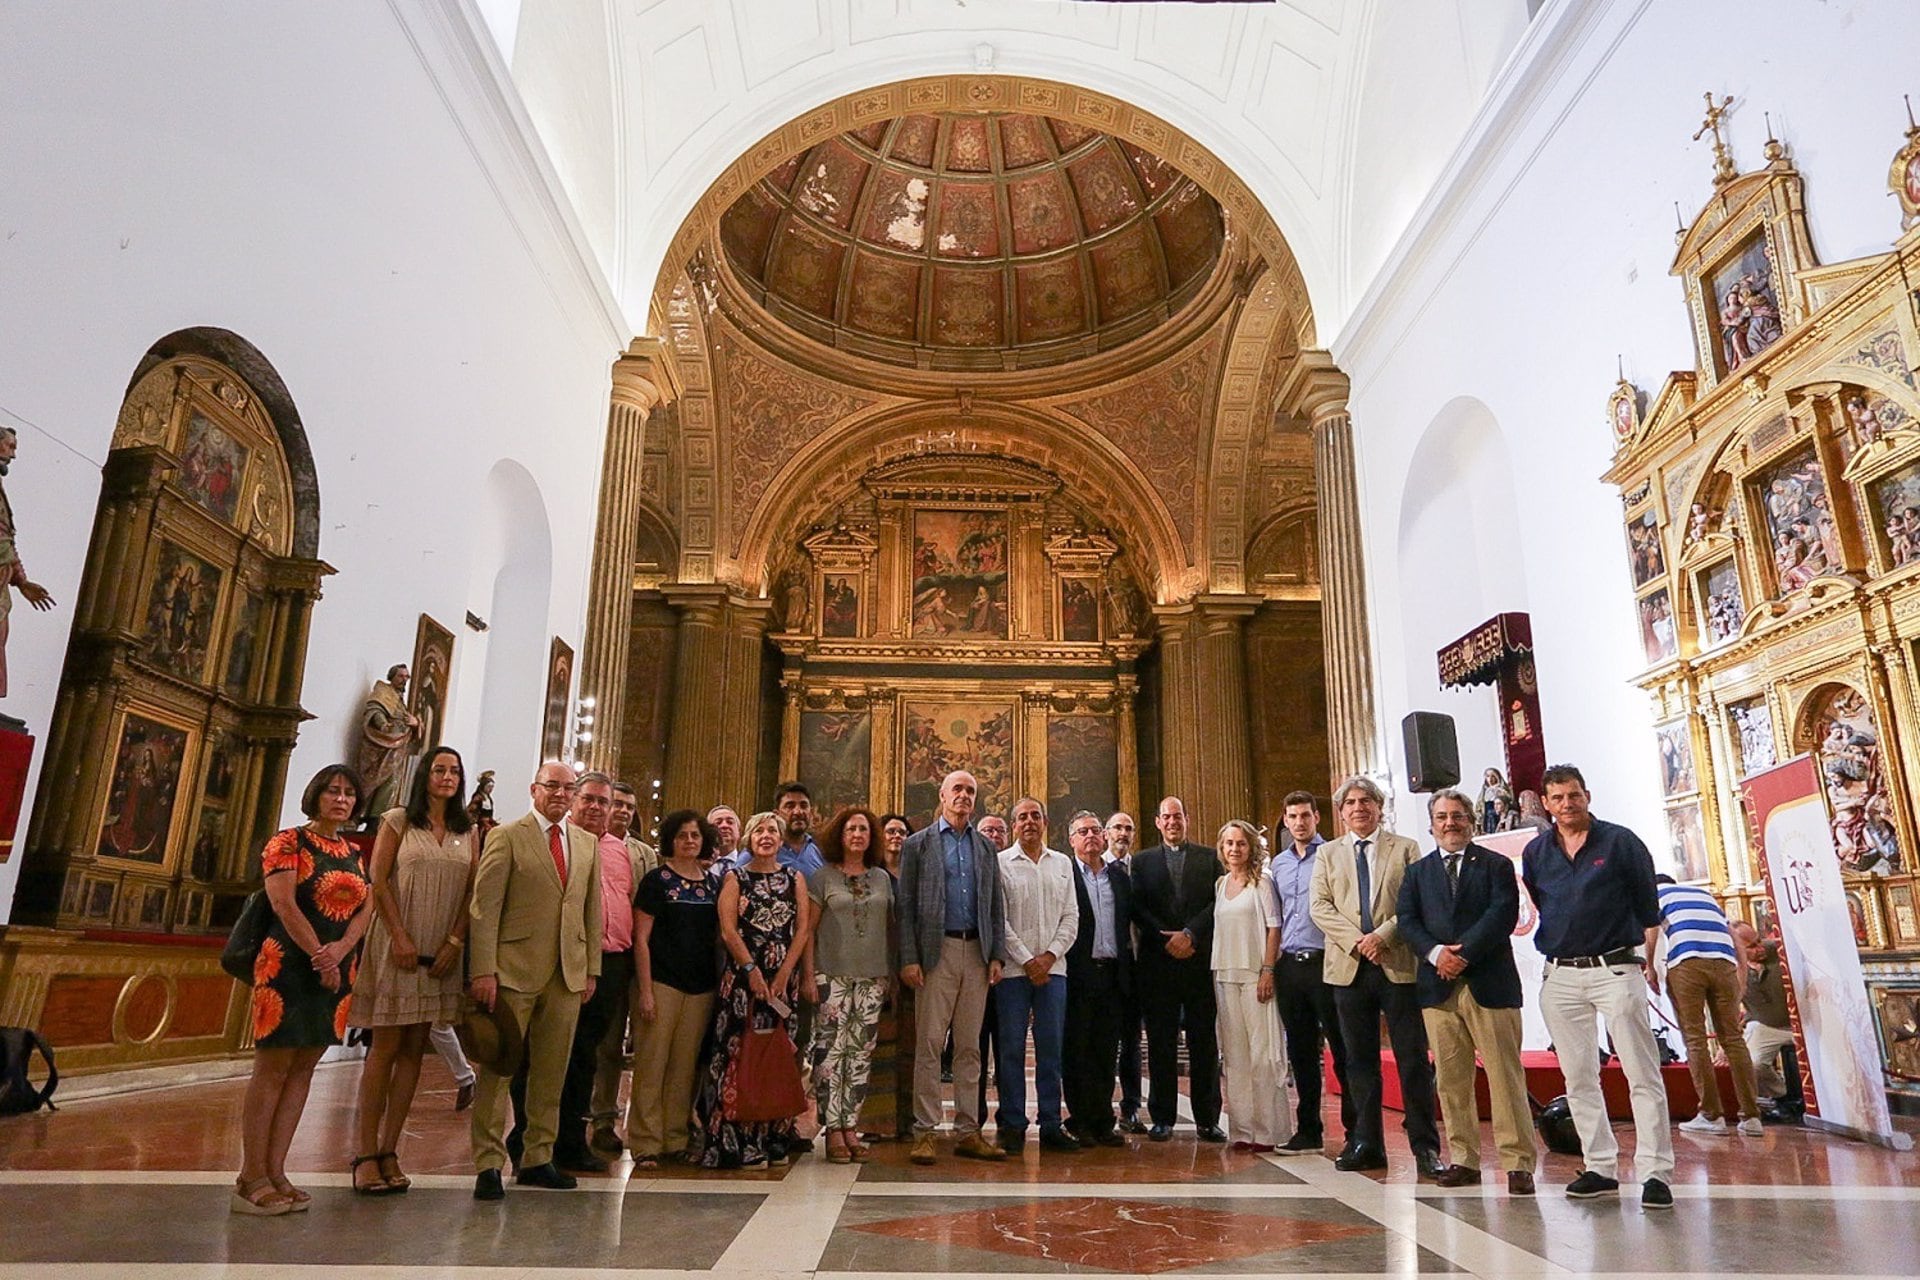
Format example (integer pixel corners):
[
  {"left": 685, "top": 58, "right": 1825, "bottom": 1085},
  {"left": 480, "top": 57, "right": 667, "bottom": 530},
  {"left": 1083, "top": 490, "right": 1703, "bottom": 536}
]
[
  {"left": 1679, "top": 1114, "right": 1728, "bottom": 1136},
  {"left": 1736, "top": 1117, "right": 1764, "bottom": 1137}
]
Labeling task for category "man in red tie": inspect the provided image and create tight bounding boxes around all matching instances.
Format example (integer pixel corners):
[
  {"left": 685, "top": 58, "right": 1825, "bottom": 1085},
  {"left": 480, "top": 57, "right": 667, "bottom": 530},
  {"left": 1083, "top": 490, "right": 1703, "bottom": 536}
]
[{"left": 467, "top": 762, "right": 603, "bottom": 1200}]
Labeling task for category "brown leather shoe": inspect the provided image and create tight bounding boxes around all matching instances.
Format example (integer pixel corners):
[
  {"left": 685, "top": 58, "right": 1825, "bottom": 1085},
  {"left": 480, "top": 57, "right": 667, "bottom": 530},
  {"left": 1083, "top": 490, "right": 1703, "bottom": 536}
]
[
  {"left": 953, "top": 1132, "right": 1009, "bottom": 1161},
  {"left": 1435, "top": 1164, "right": 1482, "bottom": 1188},
  {"left": 909, "top": 1133, "right": 937, "bottom": 1165},
  {"left": 1507, "top": 1169, "right": 1536, "bottom": 1197}
]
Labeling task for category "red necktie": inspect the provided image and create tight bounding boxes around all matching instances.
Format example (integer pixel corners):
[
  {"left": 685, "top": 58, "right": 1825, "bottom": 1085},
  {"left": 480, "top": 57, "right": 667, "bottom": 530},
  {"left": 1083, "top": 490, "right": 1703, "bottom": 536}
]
[{"left": 548, "top": 821, "right": 569, "bottom": 888}]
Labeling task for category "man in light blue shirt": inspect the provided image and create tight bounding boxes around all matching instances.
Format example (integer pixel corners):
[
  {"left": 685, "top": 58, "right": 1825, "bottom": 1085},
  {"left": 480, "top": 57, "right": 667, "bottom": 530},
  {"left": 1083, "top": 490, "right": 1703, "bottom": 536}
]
[
  {"left": 726, "top": 782, "right": 823, "bottom": 875},
  {"left": 1267, "top": 790, "right": 1352, "bottom": 1153}
]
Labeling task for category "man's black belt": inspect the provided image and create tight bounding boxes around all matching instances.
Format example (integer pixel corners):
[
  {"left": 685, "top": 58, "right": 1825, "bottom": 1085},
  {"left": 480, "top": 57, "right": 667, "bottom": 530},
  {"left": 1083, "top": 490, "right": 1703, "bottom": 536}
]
[
  {"left": 1085, "top": 956, "right": 1118, "bottom": 965},
  {"left": 1549, "top": 947, "right": 1640, "bottom": 969},
  {"left": 1280, "top": 949, "right": 1325, "bottom": 962},
  {"left": 945, "top": 929, "right": 980, "bottom": 941}
]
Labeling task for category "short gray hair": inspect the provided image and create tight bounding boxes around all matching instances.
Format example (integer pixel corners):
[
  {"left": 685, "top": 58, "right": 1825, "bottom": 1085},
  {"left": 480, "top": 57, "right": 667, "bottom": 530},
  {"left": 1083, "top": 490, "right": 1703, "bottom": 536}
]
[
  {"left": 577, "top": 770, "right": 613, "bottom": 791},
  {"left": 1334, "top": 775, "right": 1385, "bottom": 808},
  {"left": 1427, "top": 788, "right": 1475, "bottom": 820}
]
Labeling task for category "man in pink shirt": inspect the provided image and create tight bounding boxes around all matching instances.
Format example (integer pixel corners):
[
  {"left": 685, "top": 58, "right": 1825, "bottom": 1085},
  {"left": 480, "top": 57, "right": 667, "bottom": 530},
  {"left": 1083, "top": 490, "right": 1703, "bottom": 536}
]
[{"left": 555, "top": 771, "right": 633, "bottom": 1173}]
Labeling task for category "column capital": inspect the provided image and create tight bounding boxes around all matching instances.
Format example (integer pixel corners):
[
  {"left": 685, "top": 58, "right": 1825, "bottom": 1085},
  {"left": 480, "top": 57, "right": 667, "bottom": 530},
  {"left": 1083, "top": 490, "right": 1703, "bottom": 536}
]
[
  {"left": 611, "top": 337, "right": 682, "bottom": 414},
  {"left": 662, "top": 583, "right": 730, "bottom": 619},
  {"left": 1276, "top": 350, "right": 1351, "bottom": 427}
]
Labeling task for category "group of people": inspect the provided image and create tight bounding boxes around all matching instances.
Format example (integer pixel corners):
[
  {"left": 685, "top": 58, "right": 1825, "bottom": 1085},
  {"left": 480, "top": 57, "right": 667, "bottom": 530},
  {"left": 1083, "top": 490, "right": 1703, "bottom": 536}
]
[{"left": 229, "top": 750, "right": 1790, "bottom": 1218}]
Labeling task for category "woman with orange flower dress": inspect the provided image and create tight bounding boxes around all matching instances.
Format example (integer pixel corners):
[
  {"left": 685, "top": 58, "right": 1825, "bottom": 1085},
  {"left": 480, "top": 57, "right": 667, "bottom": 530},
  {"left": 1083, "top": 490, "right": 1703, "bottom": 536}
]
[{"left": 233, "top": 764, "right": 372, "bottom": 1216}]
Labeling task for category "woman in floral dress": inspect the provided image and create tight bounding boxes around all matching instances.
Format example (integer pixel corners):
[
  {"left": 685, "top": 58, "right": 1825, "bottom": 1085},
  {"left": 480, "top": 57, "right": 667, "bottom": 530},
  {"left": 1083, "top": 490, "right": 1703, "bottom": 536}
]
[
  {"left": 233, "top": 764, "right": 372, "bottom": 1215},
  {"left": 688, "top": 810, "right": 814, "bottom": 1169}
]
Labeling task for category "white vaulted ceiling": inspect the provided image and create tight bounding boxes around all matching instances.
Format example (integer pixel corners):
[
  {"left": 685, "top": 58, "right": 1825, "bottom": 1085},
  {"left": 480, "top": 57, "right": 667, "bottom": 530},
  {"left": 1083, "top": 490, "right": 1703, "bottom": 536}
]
[{"left": 498, "top": 0, "right": 1531, "bottom": 342}]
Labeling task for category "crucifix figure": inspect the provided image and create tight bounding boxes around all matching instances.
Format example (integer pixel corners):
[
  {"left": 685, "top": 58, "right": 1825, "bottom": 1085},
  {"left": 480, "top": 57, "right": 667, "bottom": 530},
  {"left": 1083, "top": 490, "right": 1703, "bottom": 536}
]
[{"left": 1693, "top": 91, "right": 1738, "bottom": 186}]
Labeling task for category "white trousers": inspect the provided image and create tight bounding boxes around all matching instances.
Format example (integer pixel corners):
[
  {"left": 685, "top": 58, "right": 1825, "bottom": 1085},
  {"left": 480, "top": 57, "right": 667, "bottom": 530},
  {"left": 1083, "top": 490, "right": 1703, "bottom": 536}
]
[
  {"left": 431, "top": 1022, "right": 474, "bottom": 1087},
  {"left": 1540, "top": 962, "right": 1673, "bottom": 1182},
  {"left": 1215, "top": 979, "right": 1292, "bottom": 1147},
  {"left": 1745, "top": 1021, "right": 1797, "bottom": 1097}
]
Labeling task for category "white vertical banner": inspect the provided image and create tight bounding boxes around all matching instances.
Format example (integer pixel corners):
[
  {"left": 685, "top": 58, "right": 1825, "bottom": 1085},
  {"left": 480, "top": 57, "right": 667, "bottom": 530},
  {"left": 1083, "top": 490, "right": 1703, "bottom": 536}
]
[
  {"left": 1743, "top": 755, "right": 1905, "bottom": 1147},
  {"left": 1476, "top": 828, "right": 1550, "bottom": 1052}
]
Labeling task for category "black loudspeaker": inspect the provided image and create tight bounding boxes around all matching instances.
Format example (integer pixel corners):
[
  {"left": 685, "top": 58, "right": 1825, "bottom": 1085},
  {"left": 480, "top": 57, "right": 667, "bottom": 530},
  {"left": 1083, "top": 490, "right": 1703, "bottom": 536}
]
[{"left": 1402, "top": 711, "right": 1460, "bottom": 792}]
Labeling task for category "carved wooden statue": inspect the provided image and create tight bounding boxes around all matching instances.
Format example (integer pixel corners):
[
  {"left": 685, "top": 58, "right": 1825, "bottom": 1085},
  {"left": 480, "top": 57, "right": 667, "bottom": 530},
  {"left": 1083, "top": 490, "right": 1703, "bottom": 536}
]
[
  {"left": 0, "top": 427, "right": 57, "bottom": 699},
  {"left": 356, "top": 662, "right": 419, "bottom": 815}
]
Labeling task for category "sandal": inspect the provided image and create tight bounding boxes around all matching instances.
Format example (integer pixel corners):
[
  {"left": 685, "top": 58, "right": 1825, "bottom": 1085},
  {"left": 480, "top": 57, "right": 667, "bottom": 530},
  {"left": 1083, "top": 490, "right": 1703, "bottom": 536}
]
[
  {"left": 850, "top": 1142, "right": 873, "bottom": 1164},
  {"left": 231, "top": 1176, "right": 294, "bottom": 1216},
  {"left": 268, "top": 1175, "right": 311, "bottom": 1211},
  {"left": 376, "top": 1151, "right": 411, "bottom": 1193},
  {"left": 351, "top": 1153, "right": 398, "bottom": 1196}
]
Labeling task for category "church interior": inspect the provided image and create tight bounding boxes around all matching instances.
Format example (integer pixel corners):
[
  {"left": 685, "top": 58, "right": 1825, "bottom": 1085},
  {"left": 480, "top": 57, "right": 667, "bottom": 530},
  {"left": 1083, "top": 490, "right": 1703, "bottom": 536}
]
[{"left": 4, "top": 1, "right": 1920, "bottom": 1276}]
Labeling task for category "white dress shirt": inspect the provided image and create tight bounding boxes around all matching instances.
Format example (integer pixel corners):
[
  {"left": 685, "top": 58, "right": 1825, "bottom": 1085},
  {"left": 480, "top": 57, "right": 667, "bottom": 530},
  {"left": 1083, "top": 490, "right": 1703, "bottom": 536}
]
[{"left": 998, "top": 845, "right": 1079, "bottom": 976}]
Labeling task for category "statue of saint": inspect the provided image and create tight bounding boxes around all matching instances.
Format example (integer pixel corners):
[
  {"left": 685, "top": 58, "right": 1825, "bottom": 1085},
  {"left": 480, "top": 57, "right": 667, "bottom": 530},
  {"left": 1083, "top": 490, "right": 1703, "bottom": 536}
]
[
  {"left": 0, "top": 427, "right": 58, "bottom": 700},
  {"left": 356, "top": 662, "right": 420, "bottom": 816}
]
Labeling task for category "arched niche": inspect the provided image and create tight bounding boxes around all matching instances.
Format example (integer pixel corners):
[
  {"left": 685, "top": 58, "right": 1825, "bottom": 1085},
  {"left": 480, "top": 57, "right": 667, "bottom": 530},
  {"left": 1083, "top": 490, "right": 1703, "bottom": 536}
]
[
  {"left": 470, "top": 459, "right": 554, "bottom": 791},
  {"left": 1792, "top": 680, "right": 1904, "bottom": 877},
  {"left": 15, "top": 335, "right": 329, "bottom": 936}
]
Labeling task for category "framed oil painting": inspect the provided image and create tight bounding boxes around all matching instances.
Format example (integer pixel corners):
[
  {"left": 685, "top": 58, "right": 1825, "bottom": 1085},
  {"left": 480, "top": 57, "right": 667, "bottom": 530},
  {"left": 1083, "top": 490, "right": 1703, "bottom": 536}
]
[
  {"left": 1871, "top": 985, "right": 1920, "bottom": 1082},
  {"left": 177, "top": 410, "right": 251, "bottom": 525},
  {"left": 1637, "top": 587, "right": 1677, "bottom": 665},
  {"left": 1044, "top": 714, "right": 1117, "bottom": 835},
  {"left": 820, "top": 573, "right": 861, "bottom": 638},
  {"left": 1727, "top": 696, "right": 1776, "bottom": 778},
  {"left": 901, "top": 701, "right": 1016, "bottom": 827},
  {"left": 910, "top": 510, "right": 1009, "bottom": 639},
  {"left": 798, "top": 711, "right": 871, "bottom": 818},
  {"left": 189, "top": 806, "right": 226, "bottom": 881},
  {"left": 202, "top": 728, "right": 236, "bottom": 804},
  {"left": 1706, "top": 228, "right": 1784, "bottom": 377},
  {"left": 1655, "top": 720, "right": 1695, "bottom": 797},
  {"left": 1867, "top": 458, "right": 1920, "bottom": 572},
  {"left": 222, "top": 589, "right": 265, "bottom": 700},
  {"left": 97, "top": 708, "right": 192, "bottom": 867},
  {"left": 541, "top": 636, "right": 574, "bottom": 762},
  {"left": 1665, "top": 800, "right": 1709, "bottom": 883},
  {"left": 1753, "top": 444, "right": 1841, "bottom": 594},
  {"left": 409, "top": 613, "right": 454, "bottom": 754},
  {"left": 1059, "top": 576, "right": 1101, "bottom": 642},
  {"left": 1696, "top": 557, "right": 1745, "bottom": 647},
  {"left": 1625, "top": 508, "right": 1665, "bottom": 588},
  {"left": 142, "top": 541, "right": 223, "bottom": 683}
]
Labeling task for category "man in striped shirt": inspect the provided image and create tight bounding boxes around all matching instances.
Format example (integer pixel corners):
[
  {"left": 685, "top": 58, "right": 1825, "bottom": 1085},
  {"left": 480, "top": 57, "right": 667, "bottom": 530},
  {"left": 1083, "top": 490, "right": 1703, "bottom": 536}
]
[{"left": 1654, "top": 875, "right": 1762, "bottom": 1136}]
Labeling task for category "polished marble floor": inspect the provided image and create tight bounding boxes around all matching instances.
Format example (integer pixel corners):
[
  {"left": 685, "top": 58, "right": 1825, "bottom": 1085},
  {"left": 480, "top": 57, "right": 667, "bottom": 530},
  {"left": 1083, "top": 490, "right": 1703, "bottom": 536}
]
[{"left": 1, "top": 1055, "right": 1915, "bottom": 1279}]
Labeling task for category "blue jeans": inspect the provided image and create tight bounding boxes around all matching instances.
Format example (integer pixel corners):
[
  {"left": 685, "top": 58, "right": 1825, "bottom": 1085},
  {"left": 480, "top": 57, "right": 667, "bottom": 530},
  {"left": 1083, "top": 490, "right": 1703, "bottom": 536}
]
[{"left": 995, "top": 972, "right": 1068, "bottom": 1133}]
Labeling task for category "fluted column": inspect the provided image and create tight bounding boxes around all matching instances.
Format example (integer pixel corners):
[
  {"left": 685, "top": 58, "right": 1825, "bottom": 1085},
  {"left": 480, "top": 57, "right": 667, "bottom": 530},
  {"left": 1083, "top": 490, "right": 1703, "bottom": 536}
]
[
  {"left": 716, "top": 597, "right": 775, "bottom": 807},
  {"left": 579, "top": 342, "right": 676, "bottom": 778},
  {"left": 1150, "top": 602, "right": 1203, "bottom": 822},
  {"left": 662, "top": 586, "right": 727, "bottom": 808},
  {"left": 1114, "top": 675, "right": 1140, "bottom": 823},
  {"left": 1196, "top": 595, "right": 1259, "bottom": 827},
  {"left": 1285, "top": 353, "right": 1380, "bottom": 794}
]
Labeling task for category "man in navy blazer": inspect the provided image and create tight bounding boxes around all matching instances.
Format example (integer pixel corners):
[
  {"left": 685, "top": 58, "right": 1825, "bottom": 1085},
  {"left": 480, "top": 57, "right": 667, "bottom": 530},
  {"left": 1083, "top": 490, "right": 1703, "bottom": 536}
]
[
  {"left": 1062, "top": 809, "right": 1132, "bottom": 1146},
  {"left": 1396, "top": 788, "right": 1537, "bottom": 1196}
]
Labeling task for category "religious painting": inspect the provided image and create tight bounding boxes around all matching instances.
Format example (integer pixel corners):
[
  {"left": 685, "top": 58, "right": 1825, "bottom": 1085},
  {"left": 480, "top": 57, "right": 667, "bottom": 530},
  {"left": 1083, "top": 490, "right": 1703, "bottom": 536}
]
[
  {"left": 1846, "top": 889, "right": 1874, "bottom": 947},
  {"left": 821, "top": 574, "right": 861, "bottom": 638},
  {"left": 189, "top": 806, "right": 226, "bottom": 881},
  {"left": 1808, "top": 684, "right": 1900, "bottom": 874},
  {"left": 1707, "top": 229, "right": 1784, "bottom": 377},
  {"left": 1625, "top": 508, "right": 1666, "bottom": 587},
  {"left": 1886, "top": 882, "right": 1920, "bottom": 947},
  {"left": 97, "top": 710, "right": 190, "bottom": 867},
  {"left": 1044, "top": 714, "right": 1117, "bottom": 836},
  {"left": 901, "top": 701, "right": 1016, "bottom": 828},
  {"left": 177, "top": 410, "right": 251, "bottom": 525},
  {"left": 1866, "top": 459, "right": 1920, "bottom": 572},
  {"left": 202, "top": 729, "right": 237, "bottom": 804},
  {"left": 911, "top": 510, "right": 1009, "bottom": 639},
  {"left": 1697, "top": 557, "right": 1745, "bottom": 646},
  {"left": 1637, "top": 587, "right": 1677, "bottom": 665},
  {"left": 1753, "top": 445, "right": 1842, "bottom": 594},
  {"left": 1656, "top": 720, "right": 1696, "bottom": 797},
  {"left": 1752, "top": 894, "right": 1775, "bottom": 942},
  {"left": 1871, "top": 986, "right": 1920, "bottom": 1083},
  {"left": 541, "top": 636, "right": 574, "bottom": 762},
  {"left": 138, "top": 884, "right": 171, "bottom": 928},
  {"left": 1665, "top": 801, "right": 1709, "bottom": 883},
  {"left": 85, "top": 880, "right": 116, "bottom": 920},
  {"left": 798, "top": 711, "right": 871, "bottom": 818},
  {"left": 222, "top": 590, "right": 264, "bottom": 700},
  {"left": 1728, "top": 697, "right": 1777, "bottom": 778},
  {"left": 1058, "top": 577, "right": 1101, "bottom": 642},
  {"left": 142, "top": 542, "right": 223, "bottom": 683},
  {"left": 408, "top": 614, "right": 454, "bottom": 754}
]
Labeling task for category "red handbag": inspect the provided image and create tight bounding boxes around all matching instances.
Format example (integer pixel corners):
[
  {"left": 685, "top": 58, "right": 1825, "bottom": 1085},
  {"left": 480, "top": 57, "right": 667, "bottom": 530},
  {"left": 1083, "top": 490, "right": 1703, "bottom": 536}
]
[{"left": 727, "top": 1015, "right": 807, "bottom": 1122}]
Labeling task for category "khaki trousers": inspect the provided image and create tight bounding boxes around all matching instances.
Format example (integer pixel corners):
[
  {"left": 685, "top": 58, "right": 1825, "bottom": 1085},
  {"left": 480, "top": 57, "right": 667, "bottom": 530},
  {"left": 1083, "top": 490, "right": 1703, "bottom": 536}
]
[
  {"left": 471, "top": 971, "right": 582, "bottom": 1172},
  {"left": 913, "top": 936, "right": 990, "bottom": 1136},
  {"left": 1746, "top": 1020, "right": 1797, "bottom": 1097},
  {"left": 1422, "top": 985, "right": 1535, "bottom": 1172},
  {"left": 626, "top": 983, "right": 715, "bottom": 1157},
  {"left": 1666, "top": 956, "right": 1760, "bottom": 1121}
]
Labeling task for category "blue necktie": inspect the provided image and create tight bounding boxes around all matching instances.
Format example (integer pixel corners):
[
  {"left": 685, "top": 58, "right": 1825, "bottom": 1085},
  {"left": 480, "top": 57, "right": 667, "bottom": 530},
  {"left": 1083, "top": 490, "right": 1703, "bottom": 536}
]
[{"left": 1355, "top": 839, "right": 1374, "bottom": 935}]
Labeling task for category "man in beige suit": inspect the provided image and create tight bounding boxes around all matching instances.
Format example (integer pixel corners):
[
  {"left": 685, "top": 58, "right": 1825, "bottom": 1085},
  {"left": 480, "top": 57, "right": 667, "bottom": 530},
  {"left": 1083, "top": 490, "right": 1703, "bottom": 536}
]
[
  {"left": 1308, "top": 775, "right": 1443, "bottom": 1177},
  {"left": 468, "top": 761, "right": 603, "bottom": 1200}
]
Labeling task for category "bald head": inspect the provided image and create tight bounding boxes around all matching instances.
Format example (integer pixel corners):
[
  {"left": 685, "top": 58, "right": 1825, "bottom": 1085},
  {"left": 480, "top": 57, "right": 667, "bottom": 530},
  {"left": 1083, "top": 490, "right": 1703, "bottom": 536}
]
[
  {"left": 939, "top": 770, "right": 978, "bottom": 827},
  {"left": 1155, "top": 796, "right": 1188, "bottom": 846}
]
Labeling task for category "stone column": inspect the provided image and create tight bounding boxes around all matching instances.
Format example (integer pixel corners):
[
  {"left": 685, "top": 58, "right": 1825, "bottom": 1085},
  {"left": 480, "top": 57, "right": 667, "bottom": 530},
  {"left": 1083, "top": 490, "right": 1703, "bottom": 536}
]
[
  {"left": 1286, "top": 354, "right": 1380, "bottom": 793},
  {"left": 1196, "top": 595, "right": 1259, "bottom": 828},
  {"left": 1114, "top": 675, "right": 1140, "bottom": 822},
  {"left": 1150, "top": 603, "right": 1203, "bottom": 820},
  {"left": 716, "top": 597, "right": 775, "bottom": 807},
  {"left": 662, "top": 586, "right": 727, "bottom": 808},
  {"left": 578, "top": 342, "right": 676, "bottom": 778}
]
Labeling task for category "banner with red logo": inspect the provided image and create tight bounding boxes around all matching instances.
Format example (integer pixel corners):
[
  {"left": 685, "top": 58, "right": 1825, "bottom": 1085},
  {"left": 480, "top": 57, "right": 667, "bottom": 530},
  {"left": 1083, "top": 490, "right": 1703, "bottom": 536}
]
[{"left": 1742, "top": 755, "right": 1899, "bottom": 1145}]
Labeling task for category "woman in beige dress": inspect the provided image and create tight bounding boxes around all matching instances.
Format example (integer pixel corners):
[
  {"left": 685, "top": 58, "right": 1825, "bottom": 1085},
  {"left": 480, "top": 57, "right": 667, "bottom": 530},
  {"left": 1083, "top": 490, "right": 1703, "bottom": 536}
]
[{"left": 349, "top": 745, "right": 475, "bottom": 1193}]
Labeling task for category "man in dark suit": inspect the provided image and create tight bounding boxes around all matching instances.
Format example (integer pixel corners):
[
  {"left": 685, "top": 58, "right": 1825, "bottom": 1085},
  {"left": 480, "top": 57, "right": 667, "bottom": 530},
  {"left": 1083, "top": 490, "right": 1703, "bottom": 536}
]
[
  {"left": 1062, "top": 809, "right": 1131, "bottom": 1146},
  {"left": 1130, "top": 796, "right": 1224, "bottom": 1142},
  {"left": 897, "top": 769, "right": 1010, "bottom": 1166},
  {"left": 1396, "top": 787, "right": 1537, "bottom": 1196}
]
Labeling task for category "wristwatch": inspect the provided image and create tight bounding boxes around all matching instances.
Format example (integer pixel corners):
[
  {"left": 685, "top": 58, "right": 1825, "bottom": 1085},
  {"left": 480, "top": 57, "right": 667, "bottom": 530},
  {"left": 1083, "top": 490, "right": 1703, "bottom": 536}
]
[{"left": 739, "top": 961, "right": 759, "bottom": 975}]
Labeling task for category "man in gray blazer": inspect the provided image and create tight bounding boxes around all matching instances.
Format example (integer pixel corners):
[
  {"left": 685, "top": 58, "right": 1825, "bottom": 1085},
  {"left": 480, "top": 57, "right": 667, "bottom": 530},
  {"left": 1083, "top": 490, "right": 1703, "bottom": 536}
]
[{"left": 898, "top": 769, "right": 1009, "bottom": 1166}]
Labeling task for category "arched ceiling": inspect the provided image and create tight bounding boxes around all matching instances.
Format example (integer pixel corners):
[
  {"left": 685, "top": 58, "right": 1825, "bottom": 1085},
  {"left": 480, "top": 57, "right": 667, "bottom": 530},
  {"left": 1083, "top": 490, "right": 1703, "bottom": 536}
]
[{"left": 716, "top": 111, "right": 1224, "bottom": 370}]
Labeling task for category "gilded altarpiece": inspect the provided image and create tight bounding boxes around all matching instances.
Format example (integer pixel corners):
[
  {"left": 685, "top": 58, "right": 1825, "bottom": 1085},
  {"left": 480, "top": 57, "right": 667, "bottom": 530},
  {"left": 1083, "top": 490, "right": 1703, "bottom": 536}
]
[
  {"left": 773, "top": 453, "right": 1147, "bottom": 827},
  {"left": 1603, "top": 122, "right": 1920, "bottom": 1096}
]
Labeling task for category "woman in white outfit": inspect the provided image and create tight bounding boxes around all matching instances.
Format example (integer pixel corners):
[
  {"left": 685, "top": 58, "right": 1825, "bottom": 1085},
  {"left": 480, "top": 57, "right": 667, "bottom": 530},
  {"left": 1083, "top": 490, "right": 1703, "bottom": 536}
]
[{"left": 1211, "top": 819, "right": 1291, "bottom": 1152}]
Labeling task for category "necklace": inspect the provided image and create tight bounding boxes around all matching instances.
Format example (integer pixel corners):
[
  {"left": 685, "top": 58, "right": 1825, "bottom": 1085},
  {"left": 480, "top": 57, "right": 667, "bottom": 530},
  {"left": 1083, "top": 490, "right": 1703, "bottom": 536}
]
[{"left": 844, "top": 865, "right": 875, "bottom": 938}]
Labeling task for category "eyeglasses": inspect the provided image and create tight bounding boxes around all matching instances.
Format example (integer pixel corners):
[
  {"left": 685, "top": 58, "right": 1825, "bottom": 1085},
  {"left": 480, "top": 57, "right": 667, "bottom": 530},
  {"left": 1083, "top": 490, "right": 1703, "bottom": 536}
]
[{"left": 534, "top": 780, "right": 577, "bottom": 794}]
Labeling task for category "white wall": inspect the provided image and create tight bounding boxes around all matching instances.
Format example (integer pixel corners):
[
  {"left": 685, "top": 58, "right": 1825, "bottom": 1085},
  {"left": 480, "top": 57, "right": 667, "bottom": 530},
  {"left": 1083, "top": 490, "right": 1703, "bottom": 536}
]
[
  {"left": 0, "top": 4, "right": 622, "bottom": 919},
  {"left": 1335, "top": 0, "right": 1920, "bottom": 851}
]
